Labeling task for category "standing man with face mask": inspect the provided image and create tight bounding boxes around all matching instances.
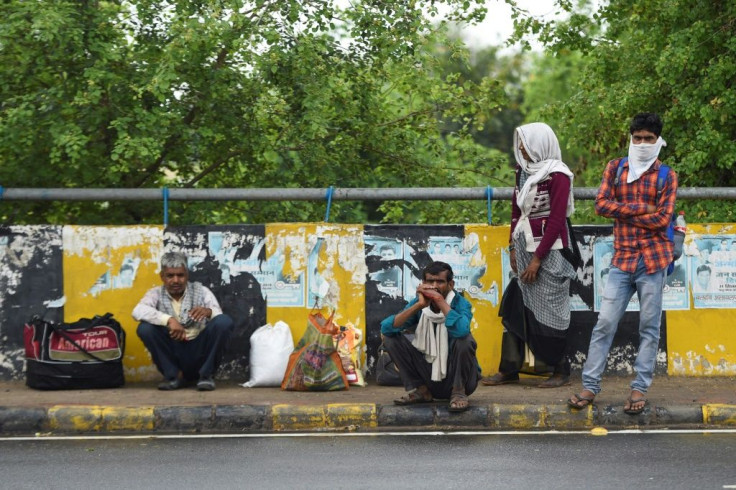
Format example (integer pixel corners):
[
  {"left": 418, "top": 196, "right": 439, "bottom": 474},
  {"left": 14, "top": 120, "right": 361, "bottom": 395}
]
[{"left": 568, "top": 113, "right": 677, "bottom": 415}]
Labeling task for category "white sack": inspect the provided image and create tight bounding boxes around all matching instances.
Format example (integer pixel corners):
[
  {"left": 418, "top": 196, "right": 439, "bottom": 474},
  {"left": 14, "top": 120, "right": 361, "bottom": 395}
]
[{"left": 242, "top": 321, "right": 294, "bottom": 388}]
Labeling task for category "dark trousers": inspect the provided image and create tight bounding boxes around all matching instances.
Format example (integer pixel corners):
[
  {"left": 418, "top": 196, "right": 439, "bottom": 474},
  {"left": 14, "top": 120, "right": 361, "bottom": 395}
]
[
  {"left": 498, "top": 331, "right": 570, "bottom": 377},
  {"left": 498, "top": 278, "right": 570, "bottom": 377},
  {"left": 137, "top": 315, "right": 234, "bottom": 381},
  {"left": 383, "top": 334, "right": 480, "bottom": 399}
]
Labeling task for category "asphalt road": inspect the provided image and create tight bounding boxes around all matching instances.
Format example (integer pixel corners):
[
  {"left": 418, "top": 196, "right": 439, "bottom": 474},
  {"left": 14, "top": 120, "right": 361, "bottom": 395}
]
[{"left": 1, "top": 432, "right": 735, "bottom": 489}]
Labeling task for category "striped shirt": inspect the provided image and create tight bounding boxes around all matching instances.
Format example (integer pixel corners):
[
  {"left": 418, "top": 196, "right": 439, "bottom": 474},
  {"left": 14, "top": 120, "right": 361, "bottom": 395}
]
[{"left": 595, "top": 157, "right": 678, "bottom": 274}]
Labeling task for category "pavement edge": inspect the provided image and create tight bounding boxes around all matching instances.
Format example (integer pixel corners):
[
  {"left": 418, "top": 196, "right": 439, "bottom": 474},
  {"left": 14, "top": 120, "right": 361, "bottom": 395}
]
[{"left": 3, "top": 403, "right": 736, "bottom": 435}]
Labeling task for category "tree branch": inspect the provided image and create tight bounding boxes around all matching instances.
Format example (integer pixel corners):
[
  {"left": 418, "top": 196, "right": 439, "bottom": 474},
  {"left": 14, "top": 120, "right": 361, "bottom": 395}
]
[
  {"left": 184, "top": 151, "right": 245, "bottom": 187},
  {"left": 129, "top": 2, "right": 278, "bottom": 188}
]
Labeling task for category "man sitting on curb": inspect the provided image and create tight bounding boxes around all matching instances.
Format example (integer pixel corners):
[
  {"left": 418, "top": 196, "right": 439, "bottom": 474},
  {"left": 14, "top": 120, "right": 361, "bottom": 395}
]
[
  {"left": 380, "top": 261, "right": 480, "bottom": 412},
  {"left": 133, "top": 251, "right": 234, "bottom": 391}
]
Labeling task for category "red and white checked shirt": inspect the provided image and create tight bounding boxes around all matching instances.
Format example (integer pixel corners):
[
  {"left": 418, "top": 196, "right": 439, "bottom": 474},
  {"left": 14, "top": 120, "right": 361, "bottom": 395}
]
[{"left": 595, "top": 157, "right": 678, "bottom": 274}]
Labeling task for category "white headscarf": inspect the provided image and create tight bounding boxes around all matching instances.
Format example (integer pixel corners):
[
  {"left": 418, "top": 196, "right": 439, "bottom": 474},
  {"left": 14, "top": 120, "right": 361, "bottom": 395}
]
[
  {"left": 513, "top": 123, "right": 575, "bottom": 220},
  {"left": 626, "top": 136, "right": 667, "bottom": 183}
]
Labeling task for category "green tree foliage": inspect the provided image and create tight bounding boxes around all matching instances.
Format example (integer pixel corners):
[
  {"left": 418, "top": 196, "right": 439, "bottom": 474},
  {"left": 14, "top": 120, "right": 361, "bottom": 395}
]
[
  {"left": 0, "top": 0, "right": 514, "bottom": 225},
  {"left": 521, "top": 49, "right": 605, "bottom": 223},
  {"left": 377, "top": 40, "right": 530, "bottom": 225},
  {"left": 511, "top": 0, "right": 736, "bottom": 222}
]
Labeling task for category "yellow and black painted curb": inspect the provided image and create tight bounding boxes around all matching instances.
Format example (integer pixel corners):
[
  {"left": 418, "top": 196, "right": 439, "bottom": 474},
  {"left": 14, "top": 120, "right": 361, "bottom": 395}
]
[{"left": 1, "top": 403, "right": 735, "bottom": 435}]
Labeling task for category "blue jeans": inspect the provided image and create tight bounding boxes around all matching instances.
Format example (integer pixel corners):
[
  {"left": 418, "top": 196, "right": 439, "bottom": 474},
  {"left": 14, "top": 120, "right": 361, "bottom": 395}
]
[{"left": 582, "top": 257, "right": 666, "bottom": 395}]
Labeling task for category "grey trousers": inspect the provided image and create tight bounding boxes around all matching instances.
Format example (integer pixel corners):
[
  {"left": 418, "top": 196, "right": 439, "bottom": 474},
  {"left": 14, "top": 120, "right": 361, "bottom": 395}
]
[{"left": 382, "top": 333, "right": 480, "bottom": 399}]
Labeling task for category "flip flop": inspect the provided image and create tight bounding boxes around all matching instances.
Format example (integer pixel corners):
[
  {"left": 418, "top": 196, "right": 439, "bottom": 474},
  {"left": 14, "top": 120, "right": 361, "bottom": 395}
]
[
  {"left": 567, "top": 392, "right": 595, "bottom": 409},
  {"left": 624, "top": 397, "right": 648, "bottom": 415}
]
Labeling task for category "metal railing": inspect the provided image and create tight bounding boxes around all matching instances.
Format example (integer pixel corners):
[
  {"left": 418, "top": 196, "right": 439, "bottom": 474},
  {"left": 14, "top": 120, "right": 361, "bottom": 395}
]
[
  {"left": 3, "top": 187, "right": 736, "bottom": 201},
  {"left": 3, "top": 186, "right": 733, "bottom": 224}
]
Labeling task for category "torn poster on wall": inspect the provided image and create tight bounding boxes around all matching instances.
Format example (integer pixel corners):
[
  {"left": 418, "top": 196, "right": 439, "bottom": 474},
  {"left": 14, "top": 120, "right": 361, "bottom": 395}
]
[
  {"left": 592, "top": 236, "right": 690, "bottom": 312},
  {"left": 0, "top": 226, "right": 63, "bottom": 379}
]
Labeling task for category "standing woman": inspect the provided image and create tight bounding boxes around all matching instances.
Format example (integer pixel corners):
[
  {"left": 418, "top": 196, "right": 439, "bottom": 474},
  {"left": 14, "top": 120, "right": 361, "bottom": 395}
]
[{"left": 482, "top": 122, "right": 577, "bottom": 388}]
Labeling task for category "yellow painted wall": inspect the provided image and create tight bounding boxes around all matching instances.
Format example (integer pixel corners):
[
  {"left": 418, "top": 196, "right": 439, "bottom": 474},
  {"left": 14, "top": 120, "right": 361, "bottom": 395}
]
[
  {"left": 465, "top": 224, "right": 509, "bottom": 375},
  {"left": 667, "top": 224, "right": 736, "bottom": 375},
  {"left": 265, "top": 223, "right": 366, "bottom": 365},
  {"left": 55, "top": 223, "right": 736, "bottom": 380},
  {"left": 62, "top": 226, "right": 164, "bottom": 382}
]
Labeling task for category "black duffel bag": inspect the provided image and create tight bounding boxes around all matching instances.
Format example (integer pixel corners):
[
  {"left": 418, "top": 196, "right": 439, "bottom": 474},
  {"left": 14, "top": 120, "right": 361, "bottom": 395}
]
[
  {"left": 23, "top": 313, "right": 126, "bottom": 390},
  {"left": 374, "top": 341, "right": 402, "bottom": 386}
]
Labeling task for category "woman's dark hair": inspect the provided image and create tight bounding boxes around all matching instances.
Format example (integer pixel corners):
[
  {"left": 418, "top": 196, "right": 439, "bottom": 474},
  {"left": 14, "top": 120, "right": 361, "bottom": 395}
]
[
  {"left": 422, "top": 261, "right": 453, "bottom": 282},
  {"left": 629, "top": 112, "right": 663, "bottom": 137}
]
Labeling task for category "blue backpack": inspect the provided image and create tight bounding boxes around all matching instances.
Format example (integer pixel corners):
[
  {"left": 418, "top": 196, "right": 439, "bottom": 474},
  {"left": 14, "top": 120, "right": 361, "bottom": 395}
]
[{"left": 614, "top": 157, "right": 683, "bottom": 275}]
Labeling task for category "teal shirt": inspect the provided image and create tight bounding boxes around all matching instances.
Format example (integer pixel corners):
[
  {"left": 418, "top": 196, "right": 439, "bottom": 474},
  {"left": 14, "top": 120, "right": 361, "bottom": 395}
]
[{"left": 380, "top": 292, "right": 473, "bottom": 339}]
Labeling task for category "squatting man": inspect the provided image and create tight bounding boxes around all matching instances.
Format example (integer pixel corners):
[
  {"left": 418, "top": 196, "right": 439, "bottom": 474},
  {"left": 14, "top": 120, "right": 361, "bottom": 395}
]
[
  {"left": 133, "top": 251, "right": 234, "bottom": 391},
  {"left": 380, "top": 261, "right": 481, "bottom": 412}
]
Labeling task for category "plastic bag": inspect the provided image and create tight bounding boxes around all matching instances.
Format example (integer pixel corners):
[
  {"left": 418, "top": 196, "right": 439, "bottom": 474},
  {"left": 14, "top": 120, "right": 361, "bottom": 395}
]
[
  {"left": 281, "top": 311, "right": 349, "bottom": 391},
  {"left": 242, "top": 321, "right": 294, "bottom": 388},
  {"left": 334, "top": 322, "right": 366, "bottom": 386}
]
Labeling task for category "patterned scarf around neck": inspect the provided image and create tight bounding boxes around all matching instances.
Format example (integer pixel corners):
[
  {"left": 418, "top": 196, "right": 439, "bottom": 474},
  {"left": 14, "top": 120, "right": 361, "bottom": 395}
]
[{"left": 158, "top": 281, "right": 206, "bottom": 330}]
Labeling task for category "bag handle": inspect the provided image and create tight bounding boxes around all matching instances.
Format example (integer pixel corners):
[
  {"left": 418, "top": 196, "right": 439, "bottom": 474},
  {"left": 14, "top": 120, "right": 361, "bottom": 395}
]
[
  {"left": 308, "top": 308, "right": 337, "bottom": 335},
  {"left": 561, "top": 217, "right": 583, "bottom": 269},
  {"left": 567, "top": 218, "right": 582, "bottom": 264},
  {"left": 61, "top": 313, "right": 116, "bottom": 332}
]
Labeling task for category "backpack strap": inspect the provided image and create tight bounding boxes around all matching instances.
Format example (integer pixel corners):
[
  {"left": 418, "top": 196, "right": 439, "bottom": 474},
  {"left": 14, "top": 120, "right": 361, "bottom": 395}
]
[
  {"left": 613, "top": 157, "right": 628, "bottom": 185},
  {"left": 615, "top": 158, "right": 670, "bottom": 197},
  {"left": 656, "top": 164, "right": 670, "bottom": 200}
]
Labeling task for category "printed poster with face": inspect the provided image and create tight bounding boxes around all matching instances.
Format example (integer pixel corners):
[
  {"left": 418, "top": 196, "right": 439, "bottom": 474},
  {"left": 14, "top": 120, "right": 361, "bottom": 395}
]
[
  {"left": 428, "top": 235, "right": 498, "bottom": 306},
  {"left": 593, "top": 236, "right": 689, "bottom": 311},
  {"left": 364, "top": 236, "right": 405, "bottom": 298},
  {"left": 688, "top": 234, "right": 736, "bottom": 309}
]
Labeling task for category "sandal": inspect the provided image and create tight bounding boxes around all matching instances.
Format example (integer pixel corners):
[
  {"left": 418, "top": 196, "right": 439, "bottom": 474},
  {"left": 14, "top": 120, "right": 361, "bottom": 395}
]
[
  {"left": 567, "top": 392, "right": 595, "bottom": 409},
  {"left": 449, "top": 392, "right": 469, "bottom": 413},
  {"left": 624, "top": 397, "right": 648, "bottom": 415},
  {"left": 394, "top": 388, "right": 432, "bottom": 406}
]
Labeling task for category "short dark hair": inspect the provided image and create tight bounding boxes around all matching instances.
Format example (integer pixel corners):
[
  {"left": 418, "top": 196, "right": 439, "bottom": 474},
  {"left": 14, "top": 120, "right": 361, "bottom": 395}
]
[
  {"left": 422, "top": 261, "right": 453, "bottom": 282},
  {"left": 696, "top": 264, "right": 711, "bottom": 274},
  {"left": 630, "top": 113, "right": 663, "bottom": 137}
]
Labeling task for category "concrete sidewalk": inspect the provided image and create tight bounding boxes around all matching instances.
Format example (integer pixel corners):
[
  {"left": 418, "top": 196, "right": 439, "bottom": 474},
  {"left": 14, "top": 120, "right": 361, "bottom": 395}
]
[{"left": 1, "top": 375, "right": 735, "bottom": 435}]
